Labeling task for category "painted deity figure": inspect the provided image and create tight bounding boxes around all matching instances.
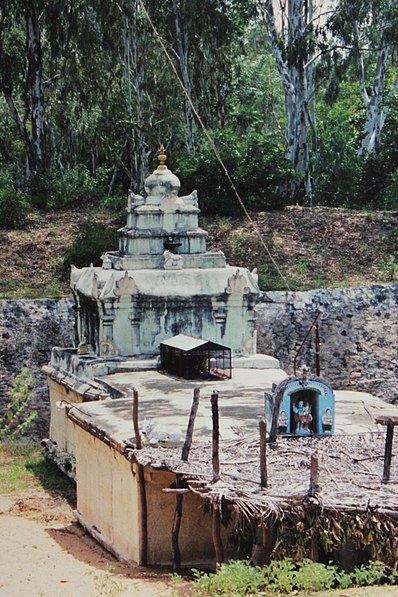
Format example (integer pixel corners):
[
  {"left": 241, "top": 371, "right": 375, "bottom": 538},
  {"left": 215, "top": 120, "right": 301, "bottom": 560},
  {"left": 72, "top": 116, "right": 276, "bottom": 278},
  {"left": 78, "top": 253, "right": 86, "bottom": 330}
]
[
  {"left": 293, "top": 400, "right": 312, "bottom": 434},
  {"left": 322, "top": 407, "right": 333, "bottom": 433},
  {"left": 277, "top": 410, "right": 288, "bottom": 434}
]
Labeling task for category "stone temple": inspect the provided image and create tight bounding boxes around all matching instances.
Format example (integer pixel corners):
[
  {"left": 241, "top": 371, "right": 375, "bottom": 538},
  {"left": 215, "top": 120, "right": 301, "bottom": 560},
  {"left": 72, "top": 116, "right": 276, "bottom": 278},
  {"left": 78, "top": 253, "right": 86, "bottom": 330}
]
[
  {"left": 70, "top": 145, "right": 263, "bottom": 364},
  {"left": 43, "top": 145, "right": 281, "bottom": 472}
]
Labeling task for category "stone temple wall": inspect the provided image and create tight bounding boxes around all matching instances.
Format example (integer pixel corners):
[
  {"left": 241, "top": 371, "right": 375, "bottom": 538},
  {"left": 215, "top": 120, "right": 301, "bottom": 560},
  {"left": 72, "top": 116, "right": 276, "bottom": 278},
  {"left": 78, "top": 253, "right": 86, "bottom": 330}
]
[{"left": 0, "top": 283, "right": 397, "bottom": 439}]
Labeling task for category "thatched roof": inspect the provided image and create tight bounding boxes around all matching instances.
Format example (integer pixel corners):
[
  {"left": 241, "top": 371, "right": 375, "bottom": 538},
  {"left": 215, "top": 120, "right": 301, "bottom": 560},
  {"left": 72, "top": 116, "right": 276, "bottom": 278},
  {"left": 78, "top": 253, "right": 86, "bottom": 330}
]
[{"left": 125, "top": 432, "right": 398, "bottom": 520}]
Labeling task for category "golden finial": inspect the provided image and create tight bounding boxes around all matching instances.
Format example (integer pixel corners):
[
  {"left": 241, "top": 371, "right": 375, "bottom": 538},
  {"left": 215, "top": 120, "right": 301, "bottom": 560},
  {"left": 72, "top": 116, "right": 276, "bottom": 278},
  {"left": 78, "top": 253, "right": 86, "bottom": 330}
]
[{"left": 157, "top": 144, "right": 168, "bottom": 171}]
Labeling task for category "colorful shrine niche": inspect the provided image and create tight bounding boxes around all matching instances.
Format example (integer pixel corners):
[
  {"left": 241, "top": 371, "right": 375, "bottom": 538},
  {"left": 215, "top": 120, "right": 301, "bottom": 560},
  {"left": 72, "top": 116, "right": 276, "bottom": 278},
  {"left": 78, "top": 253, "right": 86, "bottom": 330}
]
[{"left": 265, "top": 375, "right": 335, "bottom": 436}]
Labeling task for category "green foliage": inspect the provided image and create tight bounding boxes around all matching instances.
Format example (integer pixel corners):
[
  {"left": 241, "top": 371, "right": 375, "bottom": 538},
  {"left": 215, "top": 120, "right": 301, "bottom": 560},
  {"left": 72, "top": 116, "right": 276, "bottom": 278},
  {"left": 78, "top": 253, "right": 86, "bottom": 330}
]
[
  {"left": 350, "top": 560, "right": 386, "bottom": 587},
  {"left": 0, "top": 188, "right": 30, "bottom": 229},
  {"left": 100, "top": 194, "right": 127, "bottom": 224},
  {"left": 176, "top": 129, "right": 294, "bottom": 216},
  {"left": 379, "top": 256, "right": 398, "bottom": 282},
  {"left": 86, "top": 565, "right": 126, "bottom": 597},
  {"left": 314, "top": 83, "right": 364, "bottom": 207},
  {"left": 63, "top": 221, "right": 118, "bottom": 269},
  {"left": 0, "top": 368, "right": 37, "bottom": 444},
  {"left": 25, "top": 455, "right": 76, "bottom": 494},
  {"left": 383, "top": 168, "right": 398, "bottom": 210},
  {"left": 184, "top": 558, "right": 390, "bottom": 595},
  {"left": 29, "top": 166, "right": 104, "bottom": 210}
]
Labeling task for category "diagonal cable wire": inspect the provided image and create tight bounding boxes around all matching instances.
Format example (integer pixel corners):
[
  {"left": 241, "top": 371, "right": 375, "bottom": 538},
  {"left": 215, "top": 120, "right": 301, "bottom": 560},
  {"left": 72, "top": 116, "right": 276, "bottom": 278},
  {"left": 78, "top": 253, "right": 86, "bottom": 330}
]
[{"left": 140, "top": 1, "right": 291, "bottom": 291}]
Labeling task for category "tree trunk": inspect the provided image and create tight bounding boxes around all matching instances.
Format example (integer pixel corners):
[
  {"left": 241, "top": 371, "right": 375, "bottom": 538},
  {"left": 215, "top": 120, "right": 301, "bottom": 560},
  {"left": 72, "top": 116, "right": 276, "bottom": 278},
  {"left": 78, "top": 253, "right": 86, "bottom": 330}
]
[
  {"left": 260, "top": 0, "right": 315, "bottom": 199},
  {"left": 24, "top": 0, "right": 47, "bottom": 174},
  {"left": 3, "top": 89, "right": 36, "bottom": 173},
  {"left": 351, "top": 13, "right": 398, "bottom": 157},
  {"left": 172, "top": 0, "right": 195, "bottom": 151},
  {"left": 125, "top": 4, "right": 150, "bottom": 193}
]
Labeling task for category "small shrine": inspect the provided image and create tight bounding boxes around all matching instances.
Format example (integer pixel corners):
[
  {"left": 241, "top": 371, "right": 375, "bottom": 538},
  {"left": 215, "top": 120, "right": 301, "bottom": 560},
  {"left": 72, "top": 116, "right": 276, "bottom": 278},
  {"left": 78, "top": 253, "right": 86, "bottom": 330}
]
[
  {"left": 264, "top": 370, "right": 335, "bottom": 436},
  {"left": 70, "top": 145, "right": 259, "bottom": 360}
]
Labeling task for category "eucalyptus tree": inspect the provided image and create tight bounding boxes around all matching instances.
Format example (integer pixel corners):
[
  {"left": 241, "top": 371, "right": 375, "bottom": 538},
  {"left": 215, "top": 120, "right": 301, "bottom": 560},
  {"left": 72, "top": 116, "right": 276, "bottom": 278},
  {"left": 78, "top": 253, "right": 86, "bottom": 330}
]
[
  {"left": 257, "top": 0, "right": 328, "bottom": 199},
  {"left": 328, "top": 0, "right": 398, "bottom": 156},
  {"left": 0, "top": 0, "right": 112, "bottom": 178},
  {"left": 0, "top": 0, "right": 47, "bottom": 176},
  {"left": 147, "top": 0, "right": 255, "bottom": 150}
]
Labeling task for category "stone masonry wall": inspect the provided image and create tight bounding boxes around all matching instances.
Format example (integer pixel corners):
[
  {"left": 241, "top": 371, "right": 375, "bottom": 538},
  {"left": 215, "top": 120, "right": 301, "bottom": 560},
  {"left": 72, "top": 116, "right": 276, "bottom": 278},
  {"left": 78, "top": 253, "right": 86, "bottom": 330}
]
[
  {"left": 0, "top": 299, "right": 75, "bottom": 439},
  {"left": 0, "top": 284, "right": 397, "bottom": 440},
  {"left": 256, "top": 284, "right": 398, "bottom": 404}
]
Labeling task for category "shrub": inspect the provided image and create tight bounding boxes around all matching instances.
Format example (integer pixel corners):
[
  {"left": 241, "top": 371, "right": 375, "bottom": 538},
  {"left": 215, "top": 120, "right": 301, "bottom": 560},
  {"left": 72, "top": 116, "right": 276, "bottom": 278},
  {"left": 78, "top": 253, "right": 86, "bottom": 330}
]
[
  {"left": 63, "top": 221, "right": 118, "bottom": 269},
  {"left": 0, "top": 368, "right": 37, "bottom": 444},
  {"left": 0, "top": 188, "right": 30, "bottom": 229},
  {"left": 175, "top": 129, "right": 294, "bottom": 216},
  {"left": 29, "top": 166, "right": 105, "bottom": 210},
  {"left": 183, "top": 558, "right": 389, "bottom": 595},
  {"left": 383, "top": 169, "right": 398, "bottom": 210}
]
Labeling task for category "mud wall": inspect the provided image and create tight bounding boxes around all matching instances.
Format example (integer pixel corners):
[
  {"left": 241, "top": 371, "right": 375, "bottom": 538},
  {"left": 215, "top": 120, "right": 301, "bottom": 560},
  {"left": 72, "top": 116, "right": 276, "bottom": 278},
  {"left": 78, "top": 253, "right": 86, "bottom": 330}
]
[{"left": 0, "top": 283, "right": 397, "bottom": 440}]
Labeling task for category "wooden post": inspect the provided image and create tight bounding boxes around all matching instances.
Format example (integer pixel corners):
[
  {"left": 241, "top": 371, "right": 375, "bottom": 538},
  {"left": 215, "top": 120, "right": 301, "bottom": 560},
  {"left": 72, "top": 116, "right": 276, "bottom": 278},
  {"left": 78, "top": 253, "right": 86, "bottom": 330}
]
[
  {"left": 259, "top": 418, "right": 267, "bottom": 488},
  {"left": 383, "top": 419, "right": 394, "bottom": 484},
  {"left": 131, "top": 389, "right": 147, "bottom": 565},
  {"left": 269, "top": 389, "right": 283, "bottom": 443},
  {"left": 211, "top": 391, "right": 220, "bottom": 482},
  {"left": 172, "top": 388, "right": 201, "bottom": 571},
  {"left": 315, "top": 322, "right": 321, "bottom": 377},
  {"left": 310, "top": 528, "right": 319, "bottom": 562},
  {"left": 212, "top": 501, "right": 224, "bottom": 567},
  {"left": 251, "top": 523, "right": 265, "bottom": 566},
  {"left": 133, "top": 388, "right": 142, "bottom": 449},
  {"left": 375, "top": 416, "right": 398, "bottom": 484},
  {"left": 308, "top": 454, "right": 319, "bottom": 497},
  {"left": 182, "top": 387, "right": 200, "bottom": 462},
  {"left": 172, "top": 493, "right": 183, "bottom": 571}
]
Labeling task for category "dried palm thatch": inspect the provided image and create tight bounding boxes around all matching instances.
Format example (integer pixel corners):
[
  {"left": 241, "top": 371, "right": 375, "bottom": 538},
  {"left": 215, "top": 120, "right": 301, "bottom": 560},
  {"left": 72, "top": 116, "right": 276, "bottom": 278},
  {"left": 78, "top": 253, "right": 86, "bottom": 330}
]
[
  {"left": 127, "top": 433, "right": 398, "bottom": 516},
  {"left": 125, "top": 431, "right": 398, "bottom": 565}
]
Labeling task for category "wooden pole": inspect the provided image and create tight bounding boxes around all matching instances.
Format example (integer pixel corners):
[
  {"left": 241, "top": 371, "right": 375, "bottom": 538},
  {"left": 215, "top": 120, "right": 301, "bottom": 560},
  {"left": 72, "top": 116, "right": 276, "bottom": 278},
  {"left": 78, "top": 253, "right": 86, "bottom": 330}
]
[
  {"left": 182, "top": 387, "right": 200, "bottom": 462},
  {"left": 131, "top": 389, "right": 147, "bottom": 565},
  {"left": 212, "top": 501, "right": 224, "bottom": 567},
  {"left": 382, "top": 418, "right": 394, "bottom": 484},
  {"left": 308, "top": 454, "right": 319, "bottom": 497},
  {"left": 172, "top": 493, "right": 183, "bottom": 571},
  {"left": 259, "top": 418, "right": 267, "bottom": 488},
  {"left": 133, "top": 388, "right": 142, "bottom": 449},
  {"left": 269, "top": 389, "right": 283, "bottom": 443},
  {"left": 315, "top": 322, "right": 321, "bottom": 377},
  {"left": 172, "top": 388, "right": 201, "bottom": 571},
  {"left": 211, "top": 391, "right": 220, "bottom": 482}
]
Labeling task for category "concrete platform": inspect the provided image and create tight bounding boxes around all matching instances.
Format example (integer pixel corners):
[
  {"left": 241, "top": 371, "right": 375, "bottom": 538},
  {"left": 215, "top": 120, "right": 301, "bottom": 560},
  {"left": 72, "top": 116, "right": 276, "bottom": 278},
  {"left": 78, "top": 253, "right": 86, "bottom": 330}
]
[{"left": 73, "top": 368, "right": 398, "bottom": 444}]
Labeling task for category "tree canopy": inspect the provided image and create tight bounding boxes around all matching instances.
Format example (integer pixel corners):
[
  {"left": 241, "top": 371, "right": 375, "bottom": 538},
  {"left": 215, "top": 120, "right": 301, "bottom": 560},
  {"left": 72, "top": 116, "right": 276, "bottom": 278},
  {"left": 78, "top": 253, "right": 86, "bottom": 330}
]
[{"left": 0, "top": 0, "right": 397, "bottom": 213}]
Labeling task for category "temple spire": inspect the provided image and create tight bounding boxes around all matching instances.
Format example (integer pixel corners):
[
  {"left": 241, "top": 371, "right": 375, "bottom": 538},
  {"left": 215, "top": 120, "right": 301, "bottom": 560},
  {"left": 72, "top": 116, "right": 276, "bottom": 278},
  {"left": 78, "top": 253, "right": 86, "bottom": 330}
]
[{"left": 157, "top": 144, "right": 168, "bottom": 171}]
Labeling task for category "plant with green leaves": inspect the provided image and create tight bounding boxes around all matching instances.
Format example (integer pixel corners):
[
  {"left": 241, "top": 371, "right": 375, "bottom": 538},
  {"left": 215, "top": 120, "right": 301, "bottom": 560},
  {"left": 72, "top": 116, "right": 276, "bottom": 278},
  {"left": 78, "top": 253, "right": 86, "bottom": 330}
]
[
  {"left": 87, "top": 564, "right": 126, "bottom": 597},
  {"left": 179, "top": 558, "right": 391, "bottom": 595},
  {"left": 0, "top": 367, "right": 37, "bottom": 444},
  {"left": 0, "top": 188, "right": 30, "bottom": 229}
]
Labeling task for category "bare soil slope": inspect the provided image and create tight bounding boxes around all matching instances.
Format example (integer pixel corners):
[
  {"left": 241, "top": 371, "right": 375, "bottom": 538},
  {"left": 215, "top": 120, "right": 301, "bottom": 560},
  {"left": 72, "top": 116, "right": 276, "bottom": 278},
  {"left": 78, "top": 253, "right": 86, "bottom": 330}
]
[{"left": 1, "top": 207, "right": 397, "bottom": 298}]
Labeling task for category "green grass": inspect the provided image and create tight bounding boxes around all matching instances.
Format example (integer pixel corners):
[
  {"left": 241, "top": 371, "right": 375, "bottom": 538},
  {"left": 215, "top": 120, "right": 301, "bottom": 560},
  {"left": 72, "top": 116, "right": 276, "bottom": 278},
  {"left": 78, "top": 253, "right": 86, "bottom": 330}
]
[
  {"left": 0, "top": 282, "right": 70, "bottom": 300},
  {"left": 0, "top": 443, "right": 74, "bottom": 494}
]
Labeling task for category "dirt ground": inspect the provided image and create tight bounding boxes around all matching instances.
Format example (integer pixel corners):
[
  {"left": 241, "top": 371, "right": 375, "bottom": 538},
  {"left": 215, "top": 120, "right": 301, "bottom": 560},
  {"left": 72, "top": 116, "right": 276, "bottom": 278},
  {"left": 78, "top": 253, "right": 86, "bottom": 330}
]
[
  {"left": 2, "top": 490, "right": 398, "bottom": 597},
  {"left": 0, "top": 489, "right": 174, "bottom": 597}
]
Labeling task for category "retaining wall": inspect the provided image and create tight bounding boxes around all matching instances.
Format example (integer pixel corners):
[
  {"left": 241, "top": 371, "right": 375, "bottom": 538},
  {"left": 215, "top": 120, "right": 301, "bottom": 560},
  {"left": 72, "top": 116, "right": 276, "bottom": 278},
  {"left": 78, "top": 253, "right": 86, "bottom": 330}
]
[{"left": 1, "top": 284, "right": 397, "bottom": 438}]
